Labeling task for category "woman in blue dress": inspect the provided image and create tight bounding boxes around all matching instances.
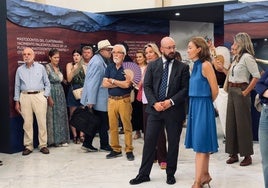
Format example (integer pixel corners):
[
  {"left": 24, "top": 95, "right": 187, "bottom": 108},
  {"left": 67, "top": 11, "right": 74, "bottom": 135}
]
[{"left": 185, "top": 37, "right": 219, "bottom": 188}]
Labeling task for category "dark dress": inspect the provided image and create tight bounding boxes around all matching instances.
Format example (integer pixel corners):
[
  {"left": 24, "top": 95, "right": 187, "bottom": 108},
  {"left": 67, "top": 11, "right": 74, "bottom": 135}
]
[
  {"left": 185, "top": 60, "right": 218, "bottom": 153},
  {"left": 67, "top": 68, "right": 85, "bottom": 107},
  {"left": 46, "top": 63, "right": 70, "bottom": 145}
]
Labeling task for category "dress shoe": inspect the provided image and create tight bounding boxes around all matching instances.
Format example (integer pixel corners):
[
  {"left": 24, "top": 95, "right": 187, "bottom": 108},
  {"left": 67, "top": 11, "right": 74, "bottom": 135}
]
[
  {"left": 226, "top": 154, "right": 239, "bottom": 164},
  {"left": 106, "top": 151, "right": 122, "bottom": 159},
  {"left": 40, "top": 147, "right": 49, "bottom": 154},
  {"left": 81, "top": 145, "right": 98, "bottom": 152},
  {"left": 166, "top": 175, "right": 176, "bottom": 185},
  {"left": 129, "top": 174, "right": 150, "bottom": 185},
  {"left": 240, "top": 156, "right": 252, "bottom": 166},
  {"left": 100, "top": 145, "right": 112, "bottom": 152},
  {"left": 126, "top": 152, "right": 135, "bottom": 161},
  {"left": 22, "top": 148, "right": 32, "bottom": 156}
]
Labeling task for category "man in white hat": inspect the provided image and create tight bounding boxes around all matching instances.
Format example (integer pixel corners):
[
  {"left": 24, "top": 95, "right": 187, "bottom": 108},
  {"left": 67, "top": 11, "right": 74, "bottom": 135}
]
[
  {"left": 97, "top": 39, "right": 113, "bottom": 53},
  {"left": 80, "top": 39, "right": 113, "bottom": 152}
]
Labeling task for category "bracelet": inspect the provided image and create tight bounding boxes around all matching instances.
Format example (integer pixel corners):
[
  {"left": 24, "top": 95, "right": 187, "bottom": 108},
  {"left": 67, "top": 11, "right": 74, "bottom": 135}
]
[{"left": 112, "top": 79, "right": 115, "bottom": 85}]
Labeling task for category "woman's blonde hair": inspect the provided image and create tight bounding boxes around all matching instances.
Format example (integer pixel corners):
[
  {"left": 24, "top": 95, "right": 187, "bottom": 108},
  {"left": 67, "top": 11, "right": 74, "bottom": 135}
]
[
  {"left": 143, "top": 43, "right": 161, "bottom": 58},
  {"left": 234, "top": 32, "right": 255, "bottom": 61}
]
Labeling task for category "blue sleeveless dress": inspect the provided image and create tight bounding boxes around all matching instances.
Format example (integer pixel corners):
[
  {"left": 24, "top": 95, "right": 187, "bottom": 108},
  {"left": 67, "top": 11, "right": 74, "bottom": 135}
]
[{"left": 184, "top": 60, "right": 218, "bottom": 153}]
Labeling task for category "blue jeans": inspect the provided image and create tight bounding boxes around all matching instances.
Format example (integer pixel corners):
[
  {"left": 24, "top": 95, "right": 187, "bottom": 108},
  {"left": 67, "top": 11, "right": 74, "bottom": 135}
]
[{"left": 259, "top": 104, "right": 268, "bottom": 188}]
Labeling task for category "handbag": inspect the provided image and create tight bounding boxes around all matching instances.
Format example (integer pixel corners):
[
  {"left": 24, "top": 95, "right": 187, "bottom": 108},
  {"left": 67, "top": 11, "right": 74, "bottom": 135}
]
[
  {"left": 70, "top": 106, "right": 100, "bottom": 137},
  {"left": 72, "top": 87, "right": 83, "bottom": 100}
]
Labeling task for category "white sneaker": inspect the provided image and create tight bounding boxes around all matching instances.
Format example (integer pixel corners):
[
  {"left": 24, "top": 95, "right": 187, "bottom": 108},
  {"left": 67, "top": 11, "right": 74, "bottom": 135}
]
[{"left": 61, "top": 143, "right": 68, "bottom": 147}]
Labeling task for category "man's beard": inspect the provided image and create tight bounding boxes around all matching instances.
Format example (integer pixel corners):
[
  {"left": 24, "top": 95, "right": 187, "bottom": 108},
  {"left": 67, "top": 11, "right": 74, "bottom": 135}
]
[{"left": 164, "top": 53, "right": 175, "bottom": 62}]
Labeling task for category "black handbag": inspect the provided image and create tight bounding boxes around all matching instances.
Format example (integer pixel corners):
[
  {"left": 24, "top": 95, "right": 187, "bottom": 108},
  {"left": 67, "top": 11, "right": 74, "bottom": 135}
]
[{"left": 70, "top": 106, "right": 100, "bottom": 137}]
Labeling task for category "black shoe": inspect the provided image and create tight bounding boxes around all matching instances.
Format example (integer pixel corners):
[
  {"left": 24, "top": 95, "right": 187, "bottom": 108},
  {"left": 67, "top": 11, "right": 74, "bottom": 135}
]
[
  {"left": 0, "top": 160, "right": 2, "bottom": 166},
  {"left": 81, "top": 145, "right": 98, "bottom": 152},
  {"left": 129, "top": 174, "right": 150, "bottom": 185},
  {"left": 106, "top": 150, "right": 122, "bottom": 159},
  {"left": 100, "top": 145, "right": 112, "bottom": 152},
  {"left": 126, "top": 152, "right": 135, "bottom": 161},
  {"left": 166, "top": 175, "right": 176, "bottom": 185}
]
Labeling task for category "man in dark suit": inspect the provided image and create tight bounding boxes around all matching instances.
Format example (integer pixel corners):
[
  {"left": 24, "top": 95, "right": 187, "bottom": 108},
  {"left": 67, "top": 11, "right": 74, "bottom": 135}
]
[{"left": 129, "top": 36, "right": 189, "bottom": 185}]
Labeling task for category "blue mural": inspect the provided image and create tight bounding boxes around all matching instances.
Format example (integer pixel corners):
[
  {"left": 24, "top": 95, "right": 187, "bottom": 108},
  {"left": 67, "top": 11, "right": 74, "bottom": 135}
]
[
  {"left": 224, "top": 1, "right": 268, "bottom": 24},
  {"left": 7, "top": 0, "right": 169, "bottom": 34}
]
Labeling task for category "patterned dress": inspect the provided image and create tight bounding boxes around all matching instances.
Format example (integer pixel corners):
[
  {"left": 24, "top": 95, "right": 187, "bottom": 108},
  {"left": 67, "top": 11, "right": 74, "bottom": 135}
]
[
  {"left": 46, "top": 63, "right": 70, "bottom": 146},
  {"left": 184, "top": 60, "right": 218, "bottom": 153}
]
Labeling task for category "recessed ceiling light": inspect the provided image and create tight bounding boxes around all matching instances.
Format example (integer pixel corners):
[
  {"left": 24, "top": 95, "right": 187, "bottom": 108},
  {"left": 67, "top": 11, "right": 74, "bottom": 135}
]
[{"left": 175, "top": 12, "right": 180, "bottom": 16}]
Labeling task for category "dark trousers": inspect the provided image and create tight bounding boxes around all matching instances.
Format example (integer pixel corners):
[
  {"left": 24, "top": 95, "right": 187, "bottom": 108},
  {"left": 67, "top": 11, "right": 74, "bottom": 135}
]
[
  {"left": 83, "top": 110, "right": 109, "bottom": 148},
  {"left": 138, "top": 113, "right": 183, "bottom": 176},
  {"left": 143, "top": 104, "right": 167, "bottom": 163}
]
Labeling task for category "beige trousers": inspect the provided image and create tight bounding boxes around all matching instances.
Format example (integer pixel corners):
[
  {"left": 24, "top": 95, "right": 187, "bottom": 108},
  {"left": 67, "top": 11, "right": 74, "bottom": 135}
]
[{"left": 20, "top": 92, "right": 48, "bottom": 150}]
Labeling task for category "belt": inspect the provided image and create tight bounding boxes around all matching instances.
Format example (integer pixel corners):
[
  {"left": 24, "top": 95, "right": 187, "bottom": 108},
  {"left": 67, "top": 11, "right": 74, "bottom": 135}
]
[
  {"left": 109, "top": 94, "right": 130, "bottom": 100},
  {"left": 21, "top": 90, "right": 42, "bottom": 94},
  {"left": 228, "top": 82, "right": 248, "bottom": 88}
]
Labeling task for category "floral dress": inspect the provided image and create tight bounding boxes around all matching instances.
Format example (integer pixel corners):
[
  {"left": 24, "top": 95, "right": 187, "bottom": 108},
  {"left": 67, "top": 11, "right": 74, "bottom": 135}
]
[{"left": 46, "top": 63, "right": 70, "bottom": 146}]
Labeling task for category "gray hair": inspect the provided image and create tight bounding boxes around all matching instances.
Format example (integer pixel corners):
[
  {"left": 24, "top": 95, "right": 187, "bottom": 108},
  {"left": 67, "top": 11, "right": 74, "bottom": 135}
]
[
  {"left": 112, "top": 44, "right": 126, "bottom": 55},
  {"left": 234, "top": 32, "right": 255, "bottom": 61}
]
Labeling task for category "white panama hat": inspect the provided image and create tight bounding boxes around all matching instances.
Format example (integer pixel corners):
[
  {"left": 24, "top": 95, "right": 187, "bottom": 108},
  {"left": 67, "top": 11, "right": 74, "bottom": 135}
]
[{"left": 97, "top": 39, "right": 113, "bottom": 52}]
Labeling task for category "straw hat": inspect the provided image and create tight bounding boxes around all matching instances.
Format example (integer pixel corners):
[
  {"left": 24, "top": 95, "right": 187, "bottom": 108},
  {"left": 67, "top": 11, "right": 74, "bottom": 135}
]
[{"left": 97, "top": 39, "right": 113, "bottom": 52}]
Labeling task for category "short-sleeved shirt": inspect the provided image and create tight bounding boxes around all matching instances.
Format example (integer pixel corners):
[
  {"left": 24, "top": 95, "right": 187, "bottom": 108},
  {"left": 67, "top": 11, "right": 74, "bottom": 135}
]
[
  {"left": 104, "top": 63, "right": 131, "bottom": 96},
  {"left": 228, "top": 53, "right": 260, "bottom": 83}
]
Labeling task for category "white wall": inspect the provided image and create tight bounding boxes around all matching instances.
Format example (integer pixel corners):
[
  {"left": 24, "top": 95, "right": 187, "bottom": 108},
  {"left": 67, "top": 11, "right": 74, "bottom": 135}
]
[
  {"left": 169, "top": 20, "right": 213, "bottom": 61},
  {"left": 25, "top": 0, "right": 237, "bottom": 13}
]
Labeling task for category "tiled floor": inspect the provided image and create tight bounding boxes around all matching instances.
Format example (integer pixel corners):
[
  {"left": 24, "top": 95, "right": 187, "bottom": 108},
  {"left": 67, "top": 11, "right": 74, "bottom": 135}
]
[{"left": 0, "top": 118, "right": 264, "bottom": 188}]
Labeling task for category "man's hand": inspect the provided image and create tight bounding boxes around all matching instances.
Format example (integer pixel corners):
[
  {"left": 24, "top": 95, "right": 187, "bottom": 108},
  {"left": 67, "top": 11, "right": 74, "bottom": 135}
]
[
  {"left": 160, "top": 99, "right": 172, "bottom": 111},
  {"left": 15, "top": 101, "right": 21, "bottom": 114},
  {"left": 153, "top": 102, "right": 164, "bottom": 112},
  {"left": 47, "top": 97, "right": 54, "bottom": 107}
]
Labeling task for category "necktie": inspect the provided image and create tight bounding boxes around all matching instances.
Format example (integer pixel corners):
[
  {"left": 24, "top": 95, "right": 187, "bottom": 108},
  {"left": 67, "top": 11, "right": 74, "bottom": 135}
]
[{"left": 159, "top": 60, "right": 170, "bottom": 101}]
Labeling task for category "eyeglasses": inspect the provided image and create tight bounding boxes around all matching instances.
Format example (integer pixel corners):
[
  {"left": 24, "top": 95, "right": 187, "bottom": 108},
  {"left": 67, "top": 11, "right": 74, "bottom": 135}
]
[
  {"left": 103, "top": 48, "right": 112, "bottom": 52},
  {"left": 112, "top": 51, "right": 124, "bottom": 55},
  {"left": 162, "top": 46, "right": 176, "bottom": 50}
]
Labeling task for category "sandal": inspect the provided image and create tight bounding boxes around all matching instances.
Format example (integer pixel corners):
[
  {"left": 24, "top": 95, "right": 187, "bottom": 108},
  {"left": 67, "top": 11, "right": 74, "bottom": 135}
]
[
  {"left": 192, "top": 181, "right": 202, "bottom": 188},
  {"left": 79, "top": 136, "right": 85, "bottom": 143},
  {"left": 73, "top": 137, "right": 80, "bottom": 144},
  {"left": 133, "top": 132, "right": 141, "bottom": 140},
  {"left": 159, "top": 162, "right": 167, "bottom": 169}
]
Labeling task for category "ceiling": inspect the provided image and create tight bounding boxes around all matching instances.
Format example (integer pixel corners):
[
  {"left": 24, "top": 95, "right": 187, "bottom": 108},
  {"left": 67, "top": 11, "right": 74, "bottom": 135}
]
[{"left": 102, "top": 4, "right": 224, "bottom": 24}]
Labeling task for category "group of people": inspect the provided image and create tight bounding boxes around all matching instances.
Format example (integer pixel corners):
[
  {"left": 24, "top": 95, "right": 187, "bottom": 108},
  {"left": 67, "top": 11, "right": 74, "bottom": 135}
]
[{"left": 13, "top": 33, "right": 268, "bottom": 188}]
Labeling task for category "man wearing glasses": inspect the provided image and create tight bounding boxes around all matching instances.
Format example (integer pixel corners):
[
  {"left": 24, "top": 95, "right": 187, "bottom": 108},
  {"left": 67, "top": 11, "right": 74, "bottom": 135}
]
[
  {"left": 130, "top": 37, "right": 189, "bottom": 185},
  {"left": 102, "top": 44, "right": 134, "bottom": 161}
]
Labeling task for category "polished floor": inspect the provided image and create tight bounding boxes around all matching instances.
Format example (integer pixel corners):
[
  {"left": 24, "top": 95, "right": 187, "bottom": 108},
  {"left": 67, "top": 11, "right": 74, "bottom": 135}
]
[{"left": 0, "top": 118, "right": 264, "bottom": 188}]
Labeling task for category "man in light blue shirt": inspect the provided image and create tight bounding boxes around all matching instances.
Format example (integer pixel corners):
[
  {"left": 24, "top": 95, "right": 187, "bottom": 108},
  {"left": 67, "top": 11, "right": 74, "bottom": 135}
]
[
  {"left": 14, "top": 47, "right": 50, "bottom": 155},
  {"left": 80, "top": 39, "right": 113, "bottom": 152}
]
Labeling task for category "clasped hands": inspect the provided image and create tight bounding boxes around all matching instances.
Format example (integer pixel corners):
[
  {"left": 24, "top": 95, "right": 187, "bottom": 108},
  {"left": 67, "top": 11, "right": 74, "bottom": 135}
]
[{"left": 153, "top": 99, "right": 172, "bottom": 112}]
